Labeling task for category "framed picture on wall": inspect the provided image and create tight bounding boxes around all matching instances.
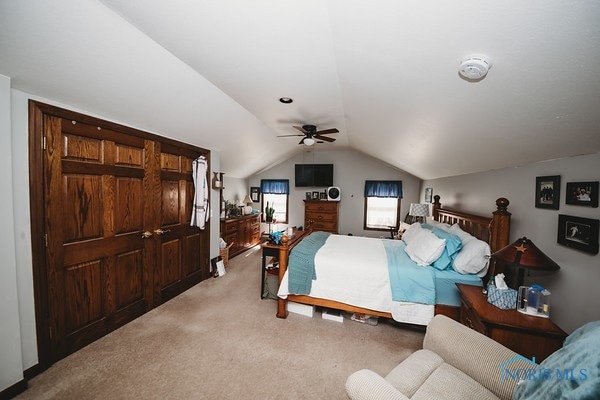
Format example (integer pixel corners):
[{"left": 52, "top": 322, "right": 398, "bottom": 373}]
[
  {"left": 250, "top": 187, "right": 260, "bottom": 203},
  {"left": 557, "top": 214, "right": 599, "bottom": 255},
  {"left": 565, "top": 181, "right": 598, "bottom": 207},
  {"left": 535, "top": 175, "right": 560, "bottom": 209},
  {"left": 425, "top": 188, "right": 433, "bottom": 203}
]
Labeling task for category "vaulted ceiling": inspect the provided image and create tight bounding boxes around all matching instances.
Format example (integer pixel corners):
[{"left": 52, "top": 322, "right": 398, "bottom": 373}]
[{"left": 1, "top": 1, "right": 599, "bottom": 180}]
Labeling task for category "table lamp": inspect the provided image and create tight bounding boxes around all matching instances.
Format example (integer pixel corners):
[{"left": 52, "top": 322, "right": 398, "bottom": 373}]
[
  {"left": 490, "top": 237, "right": 560, "bottom": 289},
  {"left": 408, "top": 203, "right": 429, "bottom": 223},
  {"left": 242, "top": 194, "right": 253, "bottom": 215}
]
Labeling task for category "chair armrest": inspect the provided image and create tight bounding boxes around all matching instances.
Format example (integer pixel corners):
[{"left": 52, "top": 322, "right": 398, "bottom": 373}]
[
  {"left": 345, "top": 369, "right": 409, "bottom": 400},
  {"left": 423, "top": 315, "right": 526, "bottom": 400}
]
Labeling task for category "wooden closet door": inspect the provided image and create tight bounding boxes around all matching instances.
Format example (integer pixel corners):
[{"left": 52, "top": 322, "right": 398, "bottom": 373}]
[
  {"left": 154, "top": 143, "right": 210, "bottom": 304},
  {"left": 43, "top": 116, "right": 154, "bottom": 359}
]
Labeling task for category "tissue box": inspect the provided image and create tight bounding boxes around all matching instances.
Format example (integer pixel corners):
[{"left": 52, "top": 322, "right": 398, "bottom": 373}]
[{"left": 487, "top": 286, "right": 517, "bottom": 310}]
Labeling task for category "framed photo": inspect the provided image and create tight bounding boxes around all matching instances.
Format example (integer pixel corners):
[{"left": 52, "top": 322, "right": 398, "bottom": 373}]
[
  {"left": 535, "top": 175, "right": 560, "bottom": 209},
  {"left": 250, "top": 187, "right": 260, "bottom": 203},
  {"left": 305, "top": 192, "right": 312, "bottom": 200},
  {"left": 312, "top": 191, "right": 320, "bottom": 200},
  {"left": 319, "top": 191, "right": 327, "bottom": 200},
  {"left": 557, "top": 214, "right": 599, "bottom": 255},
  {"left": 425, "top": 187, "right": 433, "bottom": 203},
  {"left": 565, "top": 181, "right": 598, "bottom": 208}
]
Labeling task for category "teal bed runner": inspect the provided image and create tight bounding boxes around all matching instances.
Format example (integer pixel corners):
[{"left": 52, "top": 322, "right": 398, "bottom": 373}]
[{"left": 287, "top": 231, "right": 331, "bottom": 294}]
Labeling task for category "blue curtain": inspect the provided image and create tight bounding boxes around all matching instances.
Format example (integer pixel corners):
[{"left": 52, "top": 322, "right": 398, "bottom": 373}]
[
  {"left": 364, "top": 180, "right": 403, "bottom": 198},
  {"left": 260, "top": 179, "right": 289, "bottom": 194}
]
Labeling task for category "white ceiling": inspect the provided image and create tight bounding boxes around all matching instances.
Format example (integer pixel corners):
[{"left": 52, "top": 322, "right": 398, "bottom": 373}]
[{"left": 1, "top": 0, "right": 599, "bottom": 179}]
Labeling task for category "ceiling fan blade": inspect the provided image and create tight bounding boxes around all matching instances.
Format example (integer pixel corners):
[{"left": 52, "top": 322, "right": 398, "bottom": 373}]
[
  {"left": 298, "top": 137, "right": 306, "bottom": 145},
  {"left": 315, "top": 128, "right": 339, "bottom": 135},
  {"left": 277, "top": 134, "right": 304, "bottom": 137},
  {"left": 293, "top": 126, "right": 308, "bottom": 134},
  {"left": 314, "top": 134, "right": 335, "bottom": 142}
]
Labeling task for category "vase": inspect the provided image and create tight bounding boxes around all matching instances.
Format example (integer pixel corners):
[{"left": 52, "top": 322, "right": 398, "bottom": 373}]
[{"left": 266, "top": 216, "right": 273, "bottom": 223}]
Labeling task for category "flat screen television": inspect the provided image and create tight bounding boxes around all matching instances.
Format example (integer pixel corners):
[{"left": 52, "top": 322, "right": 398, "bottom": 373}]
[{"left": 295, "top": 164, "right": 334, "bottom": 187}]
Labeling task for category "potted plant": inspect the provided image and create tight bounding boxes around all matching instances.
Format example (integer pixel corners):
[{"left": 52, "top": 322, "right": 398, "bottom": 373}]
[{"left": 265, "top": 201, "right": 275, "bottom": 222}]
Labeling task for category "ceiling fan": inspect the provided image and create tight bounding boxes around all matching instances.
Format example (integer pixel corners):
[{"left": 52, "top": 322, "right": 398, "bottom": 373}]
[{"left": 277, "top": 124, "right": 339, "bottom": 146}]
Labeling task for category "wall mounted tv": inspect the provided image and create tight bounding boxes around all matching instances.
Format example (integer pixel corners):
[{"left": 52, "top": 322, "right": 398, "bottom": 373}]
[{"left": 295, "top": 164, "right": 334, "bottom": 187}]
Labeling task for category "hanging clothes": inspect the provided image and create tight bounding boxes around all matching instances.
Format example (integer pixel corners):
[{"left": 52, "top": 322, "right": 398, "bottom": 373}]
[{"left": 191, "top": 155, "right": 209, "bottom": 229}]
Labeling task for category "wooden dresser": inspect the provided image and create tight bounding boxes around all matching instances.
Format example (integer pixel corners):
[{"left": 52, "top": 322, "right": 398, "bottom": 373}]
[
  {"left": 457, "top": 283, "right": 567, "bottom": 362},
  {"left": 220, "top": 214, "right": 261, "bottom": 258},
  {"left": 304, "top": 200, "right": 339, "bottom": 234}
]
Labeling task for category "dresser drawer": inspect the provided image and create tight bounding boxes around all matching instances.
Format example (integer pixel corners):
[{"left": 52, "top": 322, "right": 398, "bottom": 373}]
[
  {"left": 224, "top": 221, "right": 238, "bottom": 234},
  {"left": 309, "top": 221, "right": 337, "bottom": 232},
  {"left": 305, "top": 201, "right": 337, "bottom": 214},
  {"left": 306, "top": 212, "right": 337, "bottom": 223}
]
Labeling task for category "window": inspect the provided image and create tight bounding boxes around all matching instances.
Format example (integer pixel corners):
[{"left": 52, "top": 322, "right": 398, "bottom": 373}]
[
  {"left": 260, "top": 179, "right": 289, "bottom": 223},
  {"left": 363, "top": 180, "right": 402, "bottom": 231}
]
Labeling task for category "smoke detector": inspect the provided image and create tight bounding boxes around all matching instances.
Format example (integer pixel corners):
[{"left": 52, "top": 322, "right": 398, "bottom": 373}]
[{"left": 459, "top": 55, "right": 492, "bottom": 80}]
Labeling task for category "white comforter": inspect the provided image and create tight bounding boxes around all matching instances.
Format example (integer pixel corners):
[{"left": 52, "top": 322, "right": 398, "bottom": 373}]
[{"left": 277, "top": 234, "right": 434, "bottom": 325}]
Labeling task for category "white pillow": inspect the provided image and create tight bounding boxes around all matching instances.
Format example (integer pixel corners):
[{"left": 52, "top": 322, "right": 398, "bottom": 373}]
[
  {"left": 452, "top": 238, "right": 491, "bottom": 276},
  {"left": 449, "top": 223, "right": 476, "bottom": 246},
  {"left": 428, "top": 220, "right": 451, "bottom": 232},
  {"left": 401, "top": 222, "right": 422, "bottom": 245},
  {"left": 405, "top": 228, "right": 447, "bottom": 266}
]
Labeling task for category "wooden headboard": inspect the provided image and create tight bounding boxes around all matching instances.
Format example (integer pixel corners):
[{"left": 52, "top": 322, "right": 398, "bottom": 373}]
[{"left": 431, "top": 195, "right": 511, "bottom": 254}]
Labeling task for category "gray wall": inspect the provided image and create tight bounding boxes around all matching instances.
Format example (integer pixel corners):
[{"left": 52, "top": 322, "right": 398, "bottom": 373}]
[
  {"left": 249, "top": 148, "right": 421, "bottom": 237},
  {"left": 1, "top": 75, "right": 24, "bottom": 391},
  {"left": 423, "top": 153, "right": 600, "bottom": 333},
  {"left": 222, "top": 176, "right": 249, "bottom": 210}
]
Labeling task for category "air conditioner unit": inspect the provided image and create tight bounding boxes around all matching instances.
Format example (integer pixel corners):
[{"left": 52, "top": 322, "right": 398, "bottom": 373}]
[{"left": 327, "top": 187, "right": 341, "bottom": 201}]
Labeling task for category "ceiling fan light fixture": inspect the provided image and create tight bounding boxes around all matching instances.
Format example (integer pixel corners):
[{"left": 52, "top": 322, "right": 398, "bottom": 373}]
[
  {"left": 279, "top": 97, "right": 293, "bottom": 104},
  {"left": 304, "top": 138, "right": 315, "bottom": 146}
]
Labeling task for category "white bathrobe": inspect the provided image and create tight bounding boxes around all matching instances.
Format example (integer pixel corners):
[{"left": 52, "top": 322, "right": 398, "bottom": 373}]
[{"left": 191, "top": 155, "right": 209, "bottom": 229}]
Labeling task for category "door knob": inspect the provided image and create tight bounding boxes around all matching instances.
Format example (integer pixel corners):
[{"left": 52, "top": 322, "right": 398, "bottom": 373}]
[
  {"left": 142, "top": 231, "right": 153, "bottom": 238},
  {"left": 154, "top": 228, "right": 171, "bottom": 235}
]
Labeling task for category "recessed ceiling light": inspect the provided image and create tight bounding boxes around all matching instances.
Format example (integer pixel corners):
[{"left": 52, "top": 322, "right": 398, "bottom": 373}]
[{"left": 279, "top": 97, "right": 293, "bottom": 104}]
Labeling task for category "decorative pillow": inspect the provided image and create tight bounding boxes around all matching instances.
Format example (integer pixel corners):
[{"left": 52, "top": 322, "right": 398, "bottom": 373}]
[
  {"left": 452, "top": 238, "right": 491, "bottom": 276},
  {"left": 429, "top": 228, "right": 463, "bottom": 270},
  {"left": 405, "top": 228, "right": 447, "bottom": 266},
  {"left": 448, "top": 223, "right": 476, "bottom": 246},
  {"left": 513, "top": 320, "right": 600, "bottom": 400},
  {"left": 401, "top": 222, "right": 422, "bottom": 245}
]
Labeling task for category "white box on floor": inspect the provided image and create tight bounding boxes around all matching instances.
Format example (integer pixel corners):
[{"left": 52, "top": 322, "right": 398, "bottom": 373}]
[
  {"left": 288, "top": 302, "right": 315, "bottom": 318},
  {"left": 321, "top": 308, "right": 344, "bottom": 323}
]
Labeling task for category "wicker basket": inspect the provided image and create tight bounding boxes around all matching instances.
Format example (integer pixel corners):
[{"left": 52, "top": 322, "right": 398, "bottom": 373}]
[{"left": 219, "top": 243, "right": 234, "bottom": 267}]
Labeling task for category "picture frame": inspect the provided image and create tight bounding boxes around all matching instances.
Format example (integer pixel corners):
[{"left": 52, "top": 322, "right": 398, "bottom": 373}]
[
  {"left": 305, "top": 192, "right": 312, "bottom": 200},
  {"left": 312, "top": 191, "right": 320, "bottom": 200},
  {"left": 250, "top": 186, "right": 260, "bottom": 203},
  {"left": 319, "top": 191, "right": 327, "bottom": 200},
  {"left": 425, "top": 187, "right": 433, "bottom": 203},
  {"left": 565, "top": 181, "right": 598, "bottom": 208},
  {"left": 535, "top": 175, "right": 560, "bottom": 209},
  {"left": 557, "top": 214, "right": 599, "bottom": 255}
]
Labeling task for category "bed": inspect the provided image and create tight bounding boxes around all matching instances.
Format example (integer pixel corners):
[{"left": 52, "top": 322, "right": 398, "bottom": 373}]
[{"left": 275, "top": 196, "right": 511, "bottom": 324}]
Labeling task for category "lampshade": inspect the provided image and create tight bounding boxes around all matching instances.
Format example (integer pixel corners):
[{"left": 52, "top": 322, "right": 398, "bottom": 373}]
[
  {"left": 491, "top": 237, "right": 560, "bottom": 288},
  {"left": 304, "top": 138, "right": 315, "bottom": 146},
  {"left": 243, "top": 194, "right": 253, "bottom": 205},
  {"left": 409, "top": 203, "right": 429, "bottom": 217}
]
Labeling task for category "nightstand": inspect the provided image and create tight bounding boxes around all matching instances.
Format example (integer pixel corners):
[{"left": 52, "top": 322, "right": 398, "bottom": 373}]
[{"left": 456, "top": 283, "right": 567, "bottom": 362}]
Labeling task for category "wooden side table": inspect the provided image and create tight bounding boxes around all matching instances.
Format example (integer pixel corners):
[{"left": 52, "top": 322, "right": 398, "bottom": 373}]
[
  {"left": 261, "top": 229, "right": 308, "bottom": 299},
  {"left": 456, "top": 283, "right": 567, "bottom": 362}
]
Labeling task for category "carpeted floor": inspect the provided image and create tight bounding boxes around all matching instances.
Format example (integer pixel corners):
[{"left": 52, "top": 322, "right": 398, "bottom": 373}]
[{"left": 17, "top": 246, "right": 424, "bottom": 400}]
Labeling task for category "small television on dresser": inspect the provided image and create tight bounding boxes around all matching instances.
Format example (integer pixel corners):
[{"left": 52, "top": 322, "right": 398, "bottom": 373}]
[{"left": 295, "top": 164, "right": 334, "bottom": 187}]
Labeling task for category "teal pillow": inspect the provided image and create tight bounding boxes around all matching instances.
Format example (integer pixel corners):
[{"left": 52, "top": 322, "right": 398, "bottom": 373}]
[
  {"left": 422, "top": 226, "right": 462, "bottom": 270},
  {"left": 513, "top": 320, "right": 600, "bottom": 400}
]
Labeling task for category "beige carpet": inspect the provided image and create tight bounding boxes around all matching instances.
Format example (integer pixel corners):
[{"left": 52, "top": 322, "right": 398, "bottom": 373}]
[{"left": 17, "top": 246, "right": 424, "bottom": 400}]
